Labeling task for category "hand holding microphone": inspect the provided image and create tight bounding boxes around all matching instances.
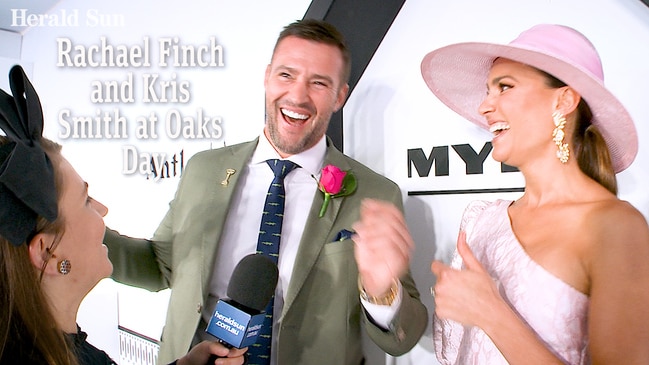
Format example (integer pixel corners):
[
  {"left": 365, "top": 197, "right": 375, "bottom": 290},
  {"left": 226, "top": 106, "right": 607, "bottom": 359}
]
[{"left": 176, "top": 341, "right": 247, "bottom": 365}]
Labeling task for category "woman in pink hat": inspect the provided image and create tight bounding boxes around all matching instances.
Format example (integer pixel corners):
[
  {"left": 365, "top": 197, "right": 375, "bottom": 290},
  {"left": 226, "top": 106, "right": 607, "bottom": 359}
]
[{"left": 423, "top": 24, "right": 649, "bottom": 364}]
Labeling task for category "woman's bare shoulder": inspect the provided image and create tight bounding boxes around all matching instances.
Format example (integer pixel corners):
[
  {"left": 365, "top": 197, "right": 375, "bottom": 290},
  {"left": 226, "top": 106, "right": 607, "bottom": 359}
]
[
  {"left": 587, "top": 199, "right": 648, "bottom": 232},
  {"left": 583, "top": 198, "right": 649, "bottom": 262}
]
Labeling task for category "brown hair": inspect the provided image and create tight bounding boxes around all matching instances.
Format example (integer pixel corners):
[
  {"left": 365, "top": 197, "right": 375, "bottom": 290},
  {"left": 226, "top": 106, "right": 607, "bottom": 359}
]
[
  {"left": 0, "top": 136, "right": 77, "bottom": 365},
  {"left": 541, "top": 72, "right": 618, "bottom": 194},
  {"left": 272, "top": 18, "right": 352, "bottom": 84}
]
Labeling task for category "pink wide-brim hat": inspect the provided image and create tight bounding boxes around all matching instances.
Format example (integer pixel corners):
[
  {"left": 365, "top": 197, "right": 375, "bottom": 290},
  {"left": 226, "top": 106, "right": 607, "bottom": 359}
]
[{"left": 420, "top": 24, "right": 637, "bottom": 173}]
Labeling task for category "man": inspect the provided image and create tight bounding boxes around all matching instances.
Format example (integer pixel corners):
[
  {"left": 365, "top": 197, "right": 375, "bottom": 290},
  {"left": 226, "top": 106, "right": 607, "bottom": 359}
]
[{"left": 105, "top": 19, "right": 427, "bottom": 365}]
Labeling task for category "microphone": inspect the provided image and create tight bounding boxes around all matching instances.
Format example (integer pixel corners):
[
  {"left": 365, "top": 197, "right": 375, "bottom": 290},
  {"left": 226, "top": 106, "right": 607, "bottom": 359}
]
[{"left": 205, "top": 253, "right": 279, "bottom": 349}]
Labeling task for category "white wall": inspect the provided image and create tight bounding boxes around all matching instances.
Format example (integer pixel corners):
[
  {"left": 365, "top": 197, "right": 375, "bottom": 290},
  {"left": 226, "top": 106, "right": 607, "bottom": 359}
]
[
  {"left": 1, "top": 30, "right": 25, "bottom": 89},
  {"left": 344, "top": 0, "right": 649, "bottom": 363},
  {"left": 0, "top": 29, "right": 21, "bottom": 59}
]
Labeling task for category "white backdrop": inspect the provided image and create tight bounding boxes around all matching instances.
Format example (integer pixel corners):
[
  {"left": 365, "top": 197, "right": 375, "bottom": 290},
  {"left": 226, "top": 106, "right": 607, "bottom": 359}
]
[
  {"left": 2, "top": 0, "right": 648, "bottom": 364},
  {"left": 344, "top": 0, "right": 649, "bottom": 363}
]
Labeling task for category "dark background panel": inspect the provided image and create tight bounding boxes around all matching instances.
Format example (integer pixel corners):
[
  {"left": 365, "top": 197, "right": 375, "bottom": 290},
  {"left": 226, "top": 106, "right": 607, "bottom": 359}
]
[{"left": 303, "top": 0, "right": 406, "bottom": 152}]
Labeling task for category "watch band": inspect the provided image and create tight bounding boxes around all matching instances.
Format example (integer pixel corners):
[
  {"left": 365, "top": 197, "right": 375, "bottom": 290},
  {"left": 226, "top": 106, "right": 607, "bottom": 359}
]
[{"left": 358, "top": 278, "right": 399, "bottom": 306}]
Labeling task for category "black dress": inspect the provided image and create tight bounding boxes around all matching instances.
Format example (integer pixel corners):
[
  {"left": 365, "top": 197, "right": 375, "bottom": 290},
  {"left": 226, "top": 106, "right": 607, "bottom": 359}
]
[
  {"left": 66, "top": 326, "right": 118, "bottom": 365},
  {"left": 0, "top": 342, "right": 46, "bottom": 365},
  {"left": 0, "top": 325, "right": 117, "bottom": 365}
]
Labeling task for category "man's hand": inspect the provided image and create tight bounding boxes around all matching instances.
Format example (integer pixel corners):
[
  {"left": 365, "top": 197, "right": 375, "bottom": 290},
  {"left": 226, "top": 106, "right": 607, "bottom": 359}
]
[{"left": 353, "top": 199, "right": 413, "bottom": 297}]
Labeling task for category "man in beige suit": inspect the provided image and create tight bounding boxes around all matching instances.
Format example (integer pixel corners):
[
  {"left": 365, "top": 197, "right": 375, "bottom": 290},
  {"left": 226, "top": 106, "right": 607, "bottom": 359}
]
[{"left": 105, "top": 19, "right": 427, "bottom": 365}]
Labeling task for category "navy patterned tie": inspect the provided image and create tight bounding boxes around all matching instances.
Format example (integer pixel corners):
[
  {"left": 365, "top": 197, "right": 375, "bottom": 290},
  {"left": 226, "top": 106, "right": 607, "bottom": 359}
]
[{"left": 248, "top": 159, "right": 298, "bottom": 365}]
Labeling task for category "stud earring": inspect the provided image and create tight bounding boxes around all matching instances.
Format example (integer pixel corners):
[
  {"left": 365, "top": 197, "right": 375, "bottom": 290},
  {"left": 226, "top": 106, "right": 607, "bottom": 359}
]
[
  {"left": 57, "top": 259, "right": 71, "bottom": 275},
  {"left": 552, "top": 111, "right": 569, "bottom": 163}
]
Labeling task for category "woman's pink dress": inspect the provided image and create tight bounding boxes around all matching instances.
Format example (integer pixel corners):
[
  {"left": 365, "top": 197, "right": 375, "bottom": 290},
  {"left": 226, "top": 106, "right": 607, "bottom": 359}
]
[{"left": 434, "top": 199, "right": 589, "bottom": 365}]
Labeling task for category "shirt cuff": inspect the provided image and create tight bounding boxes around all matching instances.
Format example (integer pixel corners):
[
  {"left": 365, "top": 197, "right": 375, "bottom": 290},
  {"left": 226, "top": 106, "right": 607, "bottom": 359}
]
[{"left": 360, "top": 281, "right": 403, "bottom": 330}]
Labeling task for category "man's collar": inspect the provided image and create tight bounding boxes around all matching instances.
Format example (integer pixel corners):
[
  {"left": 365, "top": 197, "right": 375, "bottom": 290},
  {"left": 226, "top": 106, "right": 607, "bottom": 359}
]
[{"left": 251, "top": 131, "right": 326, "bottom": 176}]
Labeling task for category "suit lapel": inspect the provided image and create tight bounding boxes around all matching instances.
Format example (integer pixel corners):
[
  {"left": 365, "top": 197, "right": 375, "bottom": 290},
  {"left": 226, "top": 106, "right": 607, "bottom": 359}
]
[
  {"left": 282, "top": 143, "right": 351, "bottom": 315},
  {"left": 201, "top": 139, "right": 258, "bottom": 283}
]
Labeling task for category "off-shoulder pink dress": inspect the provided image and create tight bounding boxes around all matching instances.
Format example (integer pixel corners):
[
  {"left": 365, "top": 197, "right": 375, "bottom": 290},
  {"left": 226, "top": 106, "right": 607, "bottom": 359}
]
[{"left": 434, "top": 200, "right": 590, "bottom": 365}]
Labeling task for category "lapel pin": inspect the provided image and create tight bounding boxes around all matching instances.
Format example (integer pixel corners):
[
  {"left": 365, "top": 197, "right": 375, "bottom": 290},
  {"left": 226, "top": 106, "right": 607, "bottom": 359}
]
[{"left": 221, "top": 168, "right": 236, "bottom": 186}]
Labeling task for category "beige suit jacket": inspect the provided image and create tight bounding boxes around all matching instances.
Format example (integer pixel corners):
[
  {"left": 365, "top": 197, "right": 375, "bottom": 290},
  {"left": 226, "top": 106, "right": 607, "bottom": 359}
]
[{"left": 105, "top": 138, "right": 427, "bottom": 365}]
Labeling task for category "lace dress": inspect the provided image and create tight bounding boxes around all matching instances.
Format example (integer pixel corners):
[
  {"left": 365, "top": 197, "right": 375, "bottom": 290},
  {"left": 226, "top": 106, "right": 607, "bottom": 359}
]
[{"left": 434, "top": 200, "right": 589, "bottom": 365}]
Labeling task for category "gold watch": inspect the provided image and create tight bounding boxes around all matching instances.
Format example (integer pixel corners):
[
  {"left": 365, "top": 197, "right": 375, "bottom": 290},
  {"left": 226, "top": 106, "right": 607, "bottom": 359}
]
[{"left": 358, "top": 278, "right": 399, "bottom": 306}]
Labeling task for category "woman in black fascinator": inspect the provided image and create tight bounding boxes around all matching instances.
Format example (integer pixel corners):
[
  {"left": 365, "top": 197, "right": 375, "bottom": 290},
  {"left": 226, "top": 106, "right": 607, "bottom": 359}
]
[{"left": 0, "top": 65, "right": 246, "bottom": 365}]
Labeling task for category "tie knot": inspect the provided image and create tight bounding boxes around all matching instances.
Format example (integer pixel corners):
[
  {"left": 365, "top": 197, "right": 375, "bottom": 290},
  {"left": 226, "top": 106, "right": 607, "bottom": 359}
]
[{"left": 267, "top": 159, "right": 298, "bottom": 179}]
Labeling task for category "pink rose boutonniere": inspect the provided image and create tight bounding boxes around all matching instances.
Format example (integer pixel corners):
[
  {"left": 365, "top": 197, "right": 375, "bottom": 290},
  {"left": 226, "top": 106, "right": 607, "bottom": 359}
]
[{"left": 315, "top": 164, "right": 357, "bottom": 218}]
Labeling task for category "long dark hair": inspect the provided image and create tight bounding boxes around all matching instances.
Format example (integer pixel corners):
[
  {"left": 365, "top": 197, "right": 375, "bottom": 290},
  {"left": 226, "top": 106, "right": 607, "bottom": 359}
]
[{"left": 0, "top": 136, "right": 78, "bottom": 365}]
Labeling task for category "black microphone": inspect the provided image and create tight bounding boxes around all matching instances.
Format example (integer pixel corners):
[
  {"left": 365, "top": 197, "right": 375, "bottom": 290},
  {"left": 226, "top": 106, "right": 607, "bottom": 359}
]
[{"left": 205, "top": 253, "right": 279, "bottom": 349}]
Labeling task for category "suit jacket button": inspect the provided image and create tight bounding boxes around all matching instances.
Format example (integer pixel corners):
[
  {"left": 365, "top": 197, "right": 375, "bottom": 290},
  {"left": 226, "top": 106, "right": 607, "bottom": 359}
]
[
  {"left": 396, "top": 328, "right": 406, "bottom": 342},
  {"left": 196, "top": 303, "right": 202, "bottom": 313}
]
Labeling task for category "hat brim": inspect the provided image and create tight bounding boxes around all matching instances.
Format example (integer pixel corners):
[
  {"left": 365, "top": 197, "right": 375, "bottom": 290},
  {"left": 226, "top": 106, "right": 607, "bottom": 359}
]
[{"left": 420, "top": 42, "right": 638, "bottom": 173}]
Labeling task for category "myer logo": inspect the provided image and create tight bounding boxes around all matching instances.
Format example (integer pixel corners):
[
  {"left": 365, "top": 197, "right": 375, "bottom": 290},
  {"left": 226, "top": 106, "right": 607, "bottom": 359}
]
[
  {"left": 408, "top": 142, "right": 518, "bottom": 177},
  {"left": 407, "top": 142, "right": 523, "bottom": 196}
]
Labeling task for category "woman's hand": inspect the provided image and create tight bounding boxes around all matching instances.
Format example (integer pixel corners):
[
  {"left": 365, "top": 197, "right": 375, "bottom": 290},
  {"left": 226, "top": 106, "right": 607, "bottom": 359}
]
[
  {"left": 431, "top": 231, "right": 504, "bottom": 329},
  {"left": 176, "top": 341, "right": 247, "bottom": 365}
]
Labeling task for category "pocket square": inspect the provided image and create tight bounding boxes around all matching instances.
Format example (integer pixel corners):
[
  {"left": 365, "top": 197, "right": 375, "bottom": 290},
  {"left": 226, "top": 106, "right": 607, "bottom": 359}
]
[{"left": 332, "top": 229, "right": 355, "bottom": 242}]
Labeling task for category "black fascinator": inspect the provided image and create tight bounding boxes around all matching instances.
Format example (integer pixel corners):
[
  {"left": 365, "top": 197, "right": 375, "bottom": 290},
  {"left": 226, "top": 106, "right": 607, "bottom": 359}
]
[{"left": 0, "top": 65, "right": 58, "bottom": 246}]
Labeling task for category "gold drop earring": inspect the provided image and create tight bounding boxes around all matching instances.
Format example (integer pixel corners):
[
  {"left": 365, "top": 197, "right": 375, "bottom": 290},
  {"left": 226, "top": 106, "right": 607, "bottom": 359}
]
[{"left": 552, "top": 111, "right": 569, "bottom": 163}]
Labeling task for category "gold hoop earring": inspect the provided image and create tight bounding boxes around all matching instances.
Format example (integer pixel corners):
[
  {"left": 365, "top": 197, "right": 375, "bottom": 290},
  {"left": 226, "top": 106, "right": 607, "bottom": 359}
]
[
  {"left": 57, "top": 259, "right": 71, "bottom": 275},
  {"left": 552, "top": 111, "right": 569, "bottom": 163}
]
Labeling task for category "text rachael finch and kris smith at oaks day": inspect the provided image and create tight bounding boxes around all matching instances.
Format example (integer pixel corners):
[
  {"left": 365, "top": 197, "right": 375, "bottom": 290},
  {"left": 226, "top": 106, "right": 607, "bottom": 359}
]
[
  {"left": 12, "top": 7, "right": 228, "bottom": 180},
  {"left": 56, "top": 35, "right": 226, "bottom": 181}
]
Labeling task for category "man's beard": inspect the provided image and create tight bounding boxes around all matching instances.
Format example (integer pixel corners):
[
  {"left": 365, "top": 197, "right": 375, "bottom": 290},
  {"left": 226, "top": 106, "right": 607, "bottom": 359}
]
[{"left": 265, "top": 108, "right": 330, "bottom": 155}]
